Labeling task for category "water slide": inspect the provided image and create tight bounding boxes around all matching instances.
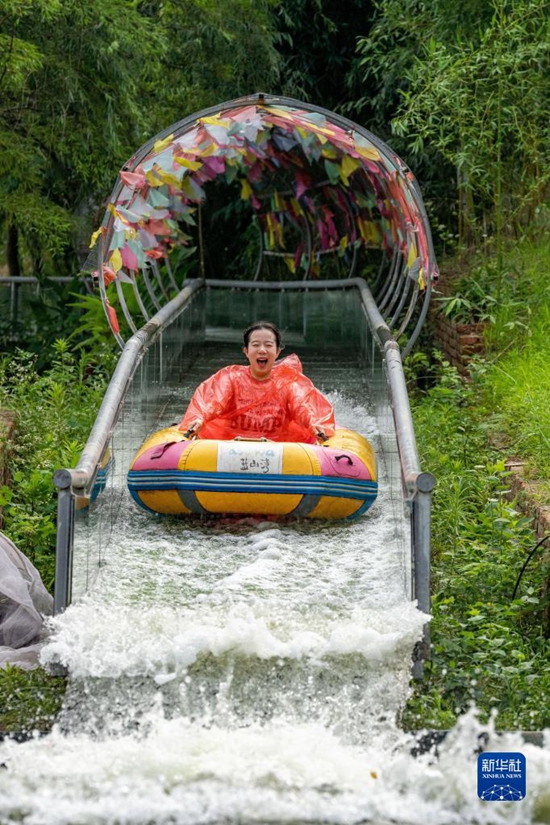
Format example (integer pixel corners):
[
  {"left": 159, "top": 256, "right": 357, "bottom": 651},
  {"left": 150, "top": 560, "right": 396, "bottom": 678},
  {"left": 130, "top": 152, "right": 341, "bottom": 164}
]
[{"left": 2, "top": 96, "right": 546, "bottom": 824}]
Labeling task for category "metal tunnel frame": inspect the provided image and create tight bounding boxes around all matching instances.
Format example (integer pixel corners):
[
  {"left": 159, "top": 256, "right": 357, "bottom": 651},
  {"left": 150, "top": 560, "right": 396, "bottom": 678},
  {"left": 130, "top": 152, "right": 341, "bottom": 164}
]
[
  {"left": 53, "top": 277, "right": 435, "bottom": 677},
  {"left": 91, "top": 93, "right": 438, "bottom": 357}
]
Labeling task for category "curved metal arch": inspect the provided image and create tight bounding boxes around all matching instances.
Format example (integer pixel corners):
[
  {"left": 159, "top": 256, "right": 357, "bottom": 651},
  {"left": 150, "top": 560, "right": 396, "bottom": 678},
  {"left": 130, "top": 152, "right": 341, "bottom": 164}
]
[
  {"left": 96, "top": 93, "right": 438, "bottom": 352},
  {"left": 164, "top": 256, "right": 180, "bottom": 294},
  {"left": 141, "top": 266, "right": 162, "bottom": 312},
  {"left": 151, "top": 260, "right": 171, "bottom": 302}
]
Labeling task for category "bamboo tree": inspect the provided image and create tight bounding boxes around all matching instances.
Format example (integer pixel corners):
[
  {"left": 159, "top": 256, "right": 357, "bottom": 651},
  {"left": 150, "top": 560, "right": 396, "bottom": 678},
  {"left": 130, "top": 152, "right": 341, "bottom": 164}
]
[
  {"left": 361, "top": 0, "right": 550, "bottom": 250},
  {"left": 0, "top": 0, "right": 281, "bottom": 281},
  {"left": 494, "top": 0, "right": 505, "bottom": 294}
]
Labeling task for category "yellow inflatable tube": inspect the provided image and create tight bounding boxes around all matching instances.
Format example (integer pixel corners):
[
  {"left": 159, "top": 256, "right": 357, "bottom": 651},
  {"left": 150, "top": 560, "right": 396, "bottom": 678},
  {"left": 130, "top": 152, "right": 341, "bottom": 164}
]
[{"left": 128, "top": 427, "right": 377, "bottom": 520}]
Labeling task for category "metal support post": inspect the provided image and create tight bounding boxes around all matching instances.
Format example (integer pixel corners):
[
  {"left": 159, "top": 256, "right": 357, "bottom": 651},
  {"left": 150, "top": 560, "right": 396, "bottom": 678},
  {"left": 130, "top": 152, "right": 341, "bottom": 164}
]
[
  {"left": 53, "top": 470, "right": 76, "bottom": 615},
  {"left": 412, "top": 474, "right": 436, "bottom": 679}
]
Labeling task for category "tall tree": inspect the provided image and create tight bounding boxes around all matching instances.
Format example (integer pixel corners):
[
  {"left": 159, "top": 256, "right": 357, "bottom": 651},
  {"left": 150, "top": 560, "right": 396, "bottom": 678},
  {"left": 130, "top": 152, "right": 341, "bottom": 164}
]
[
  {"left": 152, "top": 0, "right": 280, "bottom": 128},
  {"left": 275, "top": 0, "right": 373, "bottom": 117},
  {"left": 0, "top": 0, "right": 167, "bottom": 278},
  {"left": 0, "top": 0, "right": 281, "bottom": 280},
  {"left": 390, "top": 0, "right": 550, "bottom": 252}
]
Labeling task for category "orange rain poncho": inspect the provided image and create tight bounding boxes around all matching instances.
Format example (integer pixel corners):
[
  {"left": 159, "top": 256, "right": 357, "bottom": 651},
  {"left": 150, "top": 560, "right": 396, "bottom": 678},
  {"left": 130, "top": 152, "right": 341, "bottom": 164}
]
[{"left": 178, "top": 354, "right": 335, "bottom": 443}]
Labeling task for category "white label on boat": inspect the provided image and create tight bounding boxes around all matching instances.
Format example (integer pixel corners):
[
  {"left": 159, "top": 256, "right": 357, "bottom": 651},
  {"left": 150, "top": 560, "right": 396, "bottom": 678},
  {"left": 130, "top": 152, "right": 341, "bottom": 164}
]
[{"left": 217, "top": 442, "right": 284, "bottom": 475}]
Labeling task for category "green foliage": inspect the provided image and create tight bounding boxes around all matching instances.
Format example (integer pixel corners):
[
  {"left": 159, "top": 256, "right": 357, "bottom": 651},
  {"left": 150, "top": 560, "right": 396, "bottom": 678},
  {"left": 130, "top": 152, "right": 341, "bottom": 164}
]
[
  {"left": 0, "top": 665, "right": 66, "bottom": 734},
  {"left": 482, "top": 314, "right": 550, "bottom": 501},
  {"left": 356, "top": 0, "right": 550, "bottom": 254},
  {"left": 275, "top": 0, "right": 369, "bottom": 115},
  {"left": 435, "top": 279, "right": 498, "bottom": 325},
  {"left": 483, "top": 233, "right": 550, "bottom": 349},
  {"left": 403, "top": 355, "right": 550, "bottom": 730},
  {"left": 433, "top": 232, "right": 550, "bottom": 334},
  {"left": 153, "top": 0, "right": 280, "bottom": 127},
  {"left": 434, "top": 236, "right": 550, "bottom": 498},
  {"left": 67, "top": 291, "right": 121, "bottom": 357},
  {"left": 0, "top": 340, "right": 108, "bottom": 590},
  {"left": 0, "top": 0, "right": 281, "bottom": 281},
  {"left": 353, "top": 0, "right": 469, "bottom": 247},
  {"left": 0, "top": 0, "right": 170, "bottom": 278},
  {"left": 389, "top": 0, "right": 550, "bottom": 249},
  {"left": 0, "top": 276, "right": 120, "bottom": 369}
]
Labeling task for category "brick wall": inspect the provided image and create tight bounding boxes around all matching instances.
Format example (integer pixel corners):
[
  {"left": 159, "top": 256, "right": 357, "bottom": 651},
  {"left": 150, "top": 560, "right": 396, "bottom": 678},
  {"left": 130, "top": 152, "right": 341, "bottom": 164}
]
[
  {"left": 430, "top": 310, "right": 486, "bottom": 377},
  {"left": 504, "top": 460, "right": 550, "bottom": 540},
  {"left": 504, "top": 460, "right": 550, "bottom": 631}
]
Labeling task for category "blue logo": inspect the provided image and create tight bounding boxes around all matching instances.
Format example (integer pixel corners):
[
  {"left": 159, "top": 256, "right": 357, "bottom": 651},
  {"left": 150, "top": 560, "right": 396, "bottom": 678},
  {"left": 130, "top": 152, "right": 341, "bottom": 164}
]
[{"left": 477, "top": 752, "right": 526, "bottom": 801}]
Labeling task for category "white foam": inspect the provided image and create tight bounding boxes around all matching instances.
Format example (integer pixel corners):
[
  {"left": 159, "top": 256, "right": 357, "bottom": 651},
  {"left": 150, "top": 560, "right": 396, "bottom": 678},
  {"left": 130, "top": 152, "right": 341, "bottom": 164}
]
[
  {"left": 41, "top": 600, "right": 427, "bottom": 680},
  {"left": 0, "top": 712, "right": 547, "bottom": 825}
]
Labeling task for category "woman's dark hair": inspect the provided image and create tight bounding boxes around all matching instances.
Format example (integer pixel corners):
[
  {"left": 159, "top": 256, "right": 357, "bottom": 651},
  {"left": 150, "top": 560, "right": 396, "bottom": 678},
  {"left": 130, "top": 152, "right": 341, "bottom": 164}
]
[{"left": 243, "top": 321, "right": 283, "bottom": 349}]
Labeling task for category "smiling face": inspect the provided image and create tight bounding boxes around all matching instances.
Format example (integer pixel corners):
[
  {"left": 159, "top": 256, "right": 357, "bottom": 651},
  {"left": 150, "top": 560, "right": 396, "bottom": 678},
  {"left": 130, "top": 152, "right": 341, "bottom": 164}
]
[{"left": 243, "top": 327, "right": 281, "bottom": 380}]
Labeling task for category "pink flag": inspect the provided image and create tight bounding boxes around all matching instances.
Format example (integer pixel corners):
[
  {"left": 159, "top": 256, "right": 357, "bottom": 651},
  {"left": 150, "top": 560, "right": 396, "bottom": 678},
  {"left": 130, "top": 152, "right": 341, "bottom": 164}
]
[{"left": 120, "top": 170, "right": 146, "bottom": 189}]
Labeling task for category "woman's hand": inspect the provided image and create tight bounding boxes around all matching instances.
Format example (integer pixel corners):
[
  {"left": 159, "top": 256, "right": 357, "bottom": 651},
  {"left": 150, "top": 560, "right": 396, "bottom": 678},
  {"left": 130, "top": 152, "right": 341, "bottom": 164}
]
[{"left": 179, "top": 417, "right": 203, "bottom": 435}]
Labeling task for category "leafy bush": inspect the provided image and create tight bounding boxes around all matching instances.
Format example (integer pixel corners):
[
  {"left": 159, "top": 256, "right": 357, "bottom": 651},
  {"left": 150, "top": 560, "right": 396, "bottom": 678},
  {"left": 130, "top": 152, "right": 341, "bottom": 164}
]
[{"left": 0, "top": 340, "right": 110, "bottom": 590}]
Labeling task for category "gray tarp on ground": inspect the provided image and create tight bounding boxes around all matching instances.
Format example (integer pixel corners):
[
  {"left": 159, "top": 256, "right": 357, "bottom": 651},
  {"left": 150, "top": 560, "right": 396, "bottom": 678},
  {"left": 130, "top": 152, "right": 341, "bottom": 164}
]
[{"left": 0, "top": 531, "right": 53, "bottom": 670}]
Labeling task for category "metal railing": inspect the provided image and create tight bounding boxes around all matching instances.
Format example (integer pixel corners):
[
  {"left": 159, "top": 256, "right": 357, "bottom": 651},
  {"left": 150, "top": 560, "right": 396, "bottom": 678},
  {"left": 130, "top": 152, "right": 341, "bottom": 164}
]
[
  {"left": 53, "top": 276, "right": 434, "bottom": 675},
  {"left": 53, "top": 278, "right": 204, "bottom": 612}
]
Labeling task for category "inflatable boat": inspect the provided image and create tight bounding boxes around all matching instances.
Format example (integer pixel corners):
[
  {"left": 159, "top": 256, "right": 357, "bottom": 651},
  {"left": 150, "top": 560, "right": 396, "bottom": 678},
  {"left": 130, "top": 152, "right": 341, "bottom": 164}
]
[{"left": 128, "top": 427, "right": 377, "bottom": 520}]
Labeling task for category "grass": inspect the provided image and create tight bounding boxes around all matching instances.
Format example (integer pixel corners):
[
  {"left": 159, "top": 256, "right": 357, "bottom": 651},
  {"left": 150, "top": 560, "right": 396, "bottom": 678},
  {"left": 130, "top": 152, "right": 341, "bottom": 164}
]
[
  {"left": 477, "top": 235, "right": 550, "bottom": 500},
  {"left": 481, "top": 310, "right": 550, "bottom": 503},
  {"left": 403, "top": 232, "right": 550, "bottom": 732},
  {"left": 428, "top": 234, "right": 550, "bottom": 500},
  {"left": 0, "top": 339, "right": 112, "bottom": 590},
  {"left": 0, "top": 667, "right": 66, "bottom": 735},
  {"left": 403, "top": 355, "right": 550, "bottom": 731}
]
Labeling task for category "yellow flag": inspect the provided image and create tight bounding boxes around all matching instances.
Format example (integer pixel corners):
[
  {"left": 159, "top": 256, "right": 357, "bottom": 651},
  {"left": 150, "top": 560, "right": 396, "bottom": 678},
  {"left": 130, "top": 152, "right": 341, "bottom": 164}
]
[
  {"left": 240, "top": 179, "right": 253, "bottom": 200},
  {"left": 321, "top": 145, "right": 339, "bottom": 159},
  {"left": 341, "top": 155, "right": 361, "bottom": 181},
  {"left": 109, "top": 248, "right": 123, "bottom": 273},
  {"left": 153, "top": 134, "right": 174, "bottom": 154},
  {"left": 200, "top": 115, "right": 231, "bottom": 128},
  {"left": 175, "top": 157, "right": 202, "bottom": 171},
  {"left": 407, "top": 242, "right": 418, "bottom": 269},
  {"left": 200, "top": 142, "right": 218, "bottom": 158},
  {"left": 284, "top": 255, "right": 296, "bottom": 274},
  {"left": 89, "top": 227, "right": 103, "bottom": 249},
  {"left": 266, "top": 214, "right": 275, "bottom": 248},
  {"left": 290, "top": 197, "right": 303, "bottom": 216},
  {"left": 354, "top": 144, "right": 380, "bottom": 161},
  {"left": 146, "top": 167, "right": 181, "bottom": 188}
]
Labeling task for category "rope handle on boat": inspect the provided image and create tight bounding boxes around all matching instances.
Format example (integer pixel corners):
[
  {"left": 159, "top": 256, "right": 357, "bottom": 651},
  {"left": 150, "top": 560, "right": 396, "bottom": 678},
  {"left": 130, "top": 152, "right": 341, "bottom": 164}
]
[
  {"left": 150, "top": 441, "right": 179, "bottom": 459},
  {"left": 232, "top": 436, "right": 273, "bottom": 442},
  {"left": 168, "top": 422, "right": 197, "bottom": 440},
  {"left": 149, "top": 427, "right": 196, "bottom": 457},
  {"left": 334, "top": 454, "right": 354, "bottom": 465}
]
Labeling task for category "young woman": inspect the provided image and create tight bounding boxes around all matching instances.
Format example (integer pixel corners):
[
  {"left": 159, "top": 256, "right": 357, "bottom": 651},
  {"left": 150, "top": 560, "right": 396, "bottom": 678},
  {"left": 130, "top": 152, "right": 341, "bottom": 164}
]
[{"left": 178, "top": 321, "right": 335, "bottom": 443}]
